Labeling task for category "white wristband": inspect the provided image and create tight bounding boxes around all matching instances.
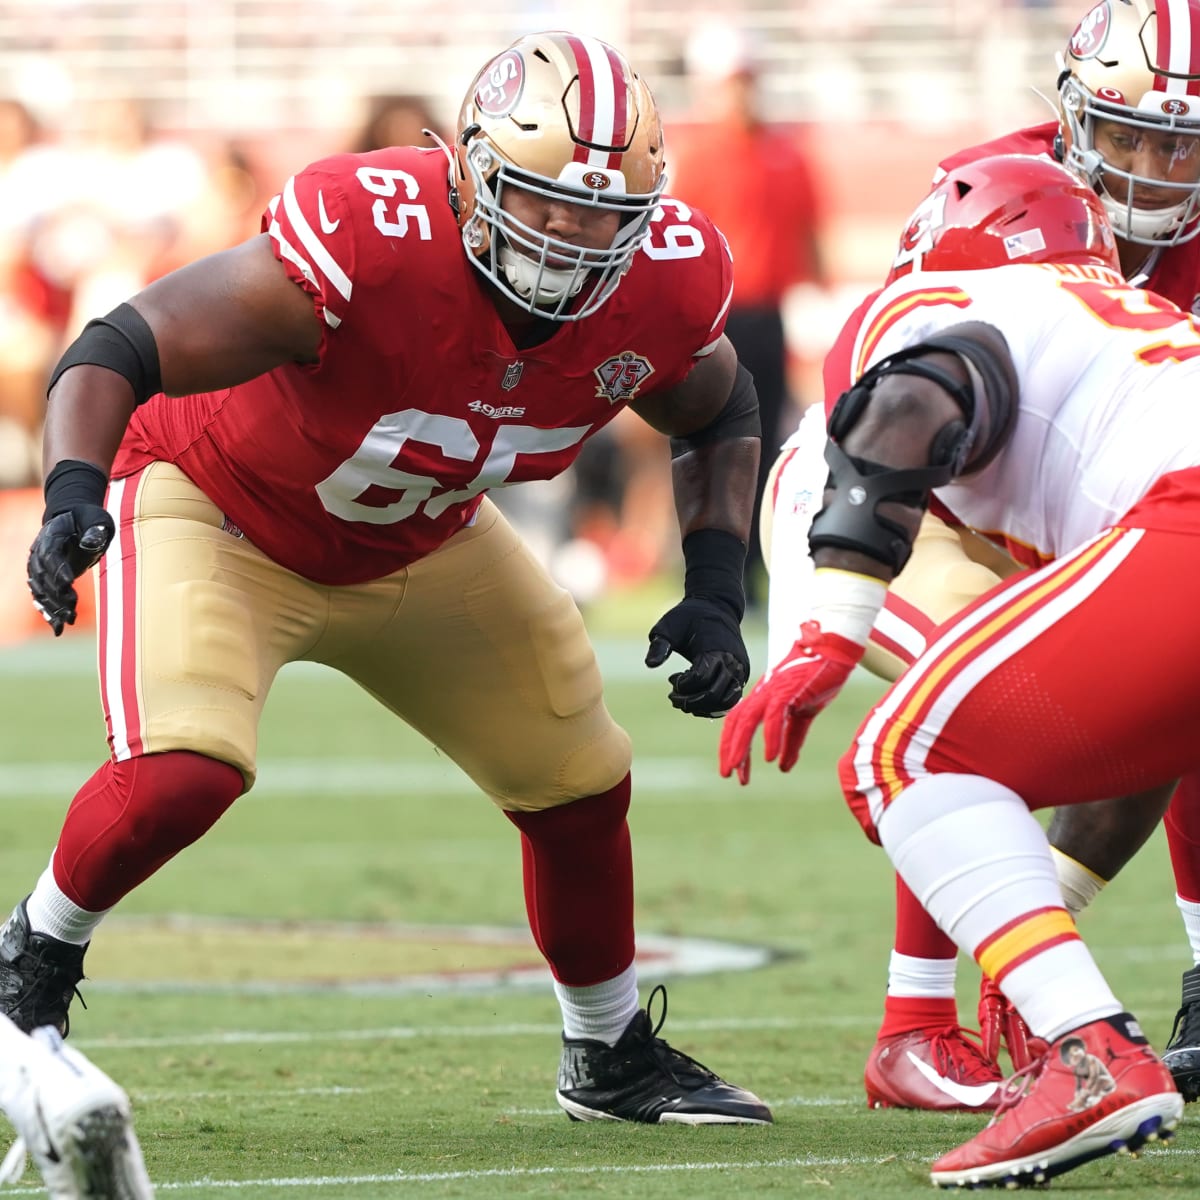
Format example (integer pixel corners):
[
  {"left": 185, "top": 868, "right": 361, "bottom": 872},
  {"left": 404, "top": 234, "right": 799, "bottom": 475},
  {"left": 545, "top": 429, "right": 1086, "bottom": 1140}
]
[{"left": 808, "top": 567, "right": 887, "bottom": 646}]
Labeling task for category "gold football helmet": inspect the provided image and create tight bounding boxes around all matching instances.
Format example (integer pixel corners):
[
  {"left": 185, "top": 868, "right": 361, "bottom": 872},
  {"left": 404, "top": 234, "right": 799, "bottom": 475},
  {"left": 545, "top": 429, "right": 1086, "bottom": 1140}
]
[
  {"left": 1058, "top": 0, "right": 1200, "bottom": 245},
  {"left": 451, "top": 31, "right": 667, "bottom": 321}
]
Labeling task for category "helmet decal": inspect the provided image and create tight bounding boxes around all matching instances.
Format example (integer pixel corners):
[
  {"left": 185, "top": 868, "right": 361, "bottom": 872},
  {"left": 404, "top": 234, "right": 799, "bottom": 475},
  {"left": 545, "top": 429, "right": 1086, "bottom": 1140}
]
[
  {"left": 1069, "top": 2, "right": 1111, "bottom": 60},
  {"left": 562, "top": 32, "right": 630, "bottom": 168},
  {"left": 474, "top": 51, "right": 525, "bottom": 118}
]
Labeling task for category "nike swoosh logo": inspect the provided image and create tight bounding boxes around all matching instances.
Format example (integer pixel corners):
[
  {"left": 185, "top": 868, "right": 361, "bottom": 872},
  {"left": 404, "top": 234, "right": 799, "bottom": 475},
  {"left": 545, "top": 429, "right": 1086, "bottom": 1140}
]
[
  {"left": 317, "top": 191, "right": 340, "bottom": 235},
  {"left": 907, "top": 1051, "right": 1000, "bottom": 1107}
]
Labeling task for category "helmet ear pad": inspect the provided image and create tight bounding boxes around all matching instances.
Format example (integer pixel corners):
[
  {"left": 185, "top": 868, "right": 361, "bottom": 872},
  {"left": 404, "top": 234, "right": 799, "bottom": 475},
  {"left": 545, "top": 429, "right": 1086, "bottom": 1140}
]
[{"left": 452, "top": 141, "right": 489, "bottom": 254}]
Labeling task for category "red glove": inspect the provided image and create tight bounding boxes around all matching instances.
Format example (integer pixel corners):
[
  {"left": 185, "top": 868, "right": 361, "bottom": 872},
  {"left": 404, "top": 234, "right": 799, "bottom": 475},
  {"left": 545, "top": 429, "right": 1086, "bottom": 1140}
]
[{"left": 719, "top": 620, "right": 865, "bottom": 784}]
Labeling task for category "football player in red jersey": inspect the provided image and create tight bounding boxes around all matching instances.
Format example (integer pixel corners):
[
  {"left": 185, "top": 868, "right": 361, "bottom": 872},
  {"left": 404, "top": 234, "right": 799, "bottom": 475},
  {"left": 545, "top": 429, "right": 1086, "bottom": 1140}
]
[
  {"left": 5, "top": 31, "right": 772, "bottom": 1127},
  {"left": 723, "top": 0, "right": 1200, "bottom": 1112}
]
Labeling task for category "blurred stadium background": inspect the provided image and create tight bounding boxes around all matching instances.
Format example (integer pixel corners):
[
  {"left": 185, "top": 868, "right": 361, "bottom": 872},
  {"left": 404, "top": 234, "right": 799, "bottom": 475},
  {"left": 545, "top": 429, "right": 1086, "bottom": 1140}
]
[
  {"left": 0, "top": 0, "right": 1081, "bottom": 640},
  {"left": 2, "top": 6, "right": 1197, "bottom": 1195}
]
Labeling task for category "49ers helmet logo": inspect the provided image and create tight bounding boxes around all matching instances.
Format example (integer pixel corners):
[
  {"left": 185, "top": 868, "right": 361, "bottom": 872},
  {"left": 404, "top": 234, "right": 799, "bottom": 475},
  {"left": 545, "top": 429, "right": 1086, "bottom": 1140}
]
[
  {"left": 475, "top": 51, "right": 525, "bottom": 118},
  {"left": 1164, "top": 97, "right": 1193, "bottom": 116},
  {"left": 1068, "top": 1, "right": 1110, "bottom": 59}
]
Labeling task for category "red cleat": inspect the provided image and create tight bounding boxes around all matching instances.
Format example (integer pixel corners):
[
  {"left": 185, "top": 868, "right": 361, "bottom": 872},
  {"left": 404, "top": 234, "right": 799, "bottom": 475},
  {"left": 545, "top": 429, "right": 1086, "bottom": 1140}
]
[
  {"left": 978, "top": 976, "right": 1047, "bottom": 1071},
  {"left": 930, "top": 1014, "right": 1183, "bottom": 1189},
  {"left": 864, "top": 1026, "right": 1002, "bottom": 1112}
]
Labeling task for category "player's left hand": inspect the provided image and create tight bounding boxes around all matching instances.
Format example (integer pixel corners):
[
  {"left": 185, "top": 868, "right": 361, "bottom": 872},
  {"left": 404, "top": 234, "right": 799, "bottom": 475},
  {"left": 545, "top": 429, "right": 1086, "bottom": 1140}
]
[
  {"left": 645, "top": 596, "right": 749, "bottom": 718},
  {"left": 719, "top": 620, "right": 864, "bottom": 783},
  {"left": 27, "top": 505, "right": 115, "bottom": 636}
]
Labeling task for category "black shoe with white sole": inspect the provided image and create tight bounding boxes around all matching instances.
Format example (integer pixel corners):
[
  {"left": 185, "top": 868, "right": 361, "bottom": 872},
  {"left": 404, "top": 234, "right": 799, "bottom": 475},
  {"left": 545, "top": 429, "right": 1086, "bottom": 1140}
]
[{"left": 555, "top": 984, "right": 773, "bottom": 1124}]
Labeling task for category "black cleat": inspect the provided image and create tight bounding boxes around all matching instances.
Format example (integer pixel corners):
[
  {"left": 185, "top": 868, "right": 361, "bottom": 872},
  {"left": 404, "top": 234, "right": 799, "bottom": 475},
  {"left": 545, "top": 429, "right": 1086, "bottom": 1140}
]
[
  {"left": 0, "top": 898, "right": 87, "bottom": 1035},
  {"left": 555, "top": 984, "right": 773, "bottom": 1124},
  {"left": 1163, "top": 964, "right": 1200, "bottom": 1102}
]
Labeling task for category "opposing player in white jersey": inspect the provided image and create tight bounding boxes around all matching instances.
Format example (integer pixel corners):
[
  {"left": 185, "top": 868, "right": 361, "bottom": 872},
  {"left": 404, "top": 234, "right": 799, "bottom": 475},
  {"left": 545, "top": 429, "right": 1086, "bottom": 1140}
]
[
  {"left": 731, "top": 153, "right": 1190, "bottom": 1187},
  {"left": 725, "top": 0, "right": 1200, "bottom": 1113}
]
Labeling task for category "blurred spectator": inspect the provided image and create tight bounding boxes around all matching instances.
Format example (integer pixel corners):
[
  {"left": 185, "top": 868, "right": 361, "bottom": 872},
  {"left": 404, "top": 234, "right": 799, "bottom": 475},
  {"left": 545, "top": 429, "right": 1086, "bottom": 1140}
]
[
  {"left": 351, "top": 93, "right": 444, "bottom": 152},
  {"left": 59, "top": 98, "right": 211, "bottom": 327},
  {"left": 0, "top": 99, "right": 68, "bottom": 486},
  {"left": 669, "top": 22, "right": 830, "bottom": 608}
]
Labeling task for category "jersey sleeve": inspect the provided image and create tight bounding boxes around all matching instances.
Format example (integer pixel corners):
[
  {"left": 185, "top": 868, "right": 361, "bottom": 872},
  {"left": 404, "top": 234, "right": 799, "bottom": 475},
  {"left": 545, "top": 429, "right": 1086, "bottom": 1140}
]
[
  {"left": 261, "top": 154, "right": 362, "bottom": 333},
  {"left": 929, "top": 123, "right": 1059, "bottom": 187},
  {"left": 822, "top": 290, "right": 878, "bottom": 421},
  {"left": 649, "top": 197, "right": 734, "bottom": 361},
  {"left": 693, "top": 217, "right": 736, "bottom": 359}
]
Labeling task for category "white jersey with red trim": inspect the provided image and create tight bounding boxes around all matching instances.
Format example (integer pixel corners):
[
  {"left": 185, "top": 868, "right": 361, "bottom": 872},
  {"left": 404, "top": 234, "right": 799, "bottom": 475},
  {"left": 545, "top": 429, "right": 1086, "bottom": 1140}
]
[
  {"left": 854, "top": 261, "right": 1200, "bottom": 567},
  {"left": 114, "top": 146, "right": 733, "bottom": 585}
]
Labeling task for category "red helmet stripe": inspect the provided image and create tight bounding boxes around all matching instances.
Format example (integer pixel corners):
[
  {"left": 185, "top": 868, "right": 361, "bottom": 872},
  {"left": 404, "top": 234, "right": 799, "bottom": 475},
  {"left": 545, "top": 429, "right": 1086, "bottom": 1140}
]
[
  {"left": 1158, "top": 0, "right": 1200, "bottom": 95},
  {"left": 564, "top": 33, "right": 626, "bottom": 169}
]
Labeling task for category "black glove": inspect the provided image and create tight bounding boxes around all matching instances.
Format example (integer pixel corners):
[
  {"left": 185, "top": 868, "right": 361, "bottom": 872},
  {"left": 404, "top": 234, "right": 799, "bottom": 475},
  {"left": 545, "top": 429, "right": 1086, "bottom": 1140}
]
[
  {"left": 645, "top": 596, "right": 749, "bottom": 717},
  {"left": 645, "top": 527, "right": 750, "bottom": 718},
  {"left": 27, "top": 461, "right": 115, "bottom": 636}
]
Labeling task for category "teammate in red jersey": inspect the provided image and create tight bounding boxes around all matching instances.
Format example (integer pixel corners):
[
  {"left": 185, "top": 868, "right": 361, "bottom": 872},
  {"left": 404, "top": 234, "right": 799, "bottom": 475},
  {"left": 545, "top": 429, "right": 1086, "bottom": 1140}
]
[
  {"left": 741, "top": 152, "right": 1189, "bottom": 1188},
  {"left": 4, "top": 31, "right": 772, "bottom": 1128},
  {"left": 723, "top": 0, "right": 1200, "bottom": 1112}
]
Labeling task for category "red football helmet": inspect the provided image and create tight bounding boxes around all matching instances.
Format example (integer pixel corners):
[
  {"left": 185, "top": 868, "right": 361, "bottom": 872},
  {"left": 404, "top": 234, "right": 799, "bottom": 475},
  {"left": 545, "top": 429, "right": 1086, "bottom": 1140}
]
[{"left": 887, "top": 154, "right": 1121, "bottom": 283}]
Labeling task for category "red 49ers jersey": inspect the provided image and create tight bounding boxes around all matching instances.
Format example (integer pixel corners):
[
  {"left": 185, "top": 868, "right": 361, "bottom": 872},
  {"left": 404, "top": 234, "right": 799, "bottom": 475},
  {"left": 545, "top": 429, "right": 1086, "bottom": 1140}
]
[{"left": 113, "top": 146, "right": 734, "bottom": 584}]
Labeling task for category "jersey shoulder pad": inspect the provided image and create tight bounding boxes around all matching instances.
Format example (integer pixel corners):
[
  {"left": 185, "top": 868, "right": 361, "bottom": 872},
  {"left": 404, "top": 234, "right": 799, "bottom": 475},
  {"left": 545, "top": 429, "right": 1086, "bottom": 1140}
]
[
  {"left": 262, "top": 147, "right": 457, "bottom": 331},
  {"left": 633, "top": 196, "right": 734, "bottom": 358},
  {"left": 931, "top": 122, "right": 1058, "bottom": 186}
]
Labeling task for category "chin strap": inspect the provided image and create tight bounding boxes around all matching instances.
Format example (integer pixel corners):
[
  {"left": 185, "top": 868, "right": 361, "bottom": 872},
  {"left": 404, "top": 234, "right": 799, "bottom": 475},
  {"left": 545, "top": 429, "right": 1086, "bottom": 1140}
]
[{"left": 498, "top": 244, "right": 587, "bottom": 304}]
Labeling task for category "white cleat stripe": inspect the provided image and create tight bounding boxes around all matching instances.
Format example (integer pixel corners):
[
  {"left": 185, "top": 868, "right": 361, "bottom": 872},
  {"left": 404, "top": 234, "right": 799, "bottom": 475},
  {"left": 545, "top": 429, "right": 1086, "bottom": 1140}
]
[{"left": 906, "top": 1050, "right": 1000, "bottom": 1107}]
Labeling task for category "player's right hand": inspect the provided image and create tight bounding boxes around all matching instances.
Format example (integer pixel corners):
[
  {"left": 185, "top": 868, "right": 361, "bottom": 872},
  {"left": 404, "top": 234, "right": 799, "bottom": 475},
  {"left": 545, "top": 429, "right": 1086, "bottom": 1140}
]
[
  {"left": 718, "top": 620, "right": 865, "bottom": 784},
  {"left": 27, "top": 506, "right": 115, "bottom": 636}
]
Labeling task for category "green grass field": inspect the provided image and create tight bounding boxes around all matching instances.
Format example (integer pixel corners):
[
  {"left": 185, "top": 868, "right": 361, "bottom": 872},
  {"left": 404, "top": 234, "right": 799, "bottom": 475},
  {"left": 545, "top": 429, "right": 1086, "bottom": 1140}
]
[{"left": 0, "top": 602, "right": 1195, "bottom": 1198}]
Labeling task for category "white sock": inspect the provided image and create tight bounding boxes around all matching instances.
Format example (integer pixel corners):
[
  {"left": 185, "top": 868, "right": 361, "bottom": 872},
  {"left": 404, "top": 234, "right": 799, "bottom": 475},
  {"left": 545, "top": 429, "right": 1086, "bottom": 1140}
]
[
  {"left": 554, "top": 963, "right": 640, "bottom": 1044},
  {"left": 1051, "top": 846, "right": 1107, "bottom": 917},
  {"left": 886, "top": 950, "right": 957, "bottom": 998},
  {"left": 1176, "top": 895, "right": 1200, "bottom": 967},
  {"left": 880, "top": 774, "right": 1121, "bottom": 1041},
  {"left": 24, "top": 862, "right": 109, "bottom": 946}
]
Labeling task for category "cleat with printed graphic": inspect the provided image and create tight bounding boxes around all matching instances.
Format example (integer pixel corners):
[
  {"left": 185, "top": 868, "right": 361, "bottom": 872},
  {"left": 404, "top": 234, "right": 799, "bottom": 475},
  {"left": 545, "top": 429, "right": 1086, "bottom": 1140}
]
[
  {"left": 930, "top": 1013, "right": 1183, "bottom": 1189},
  {"left": 1162, "top": 964, "right": 1200, "bottom": 1102},
  {"left": 0, "top": 899, "right": 87, "bottom": 1036},
  {"left": 555, "top": 984, "right": 772, "bottom": 1124},
  {"left": 978, "top": 976, "right": 1047, "bottom": 1072},
  {"left": 864, "top": 1025, "right": 1001, "bottom": 1112},
  {"left": 0, "top": 1025, "right": 154, "bottom": 1198}
]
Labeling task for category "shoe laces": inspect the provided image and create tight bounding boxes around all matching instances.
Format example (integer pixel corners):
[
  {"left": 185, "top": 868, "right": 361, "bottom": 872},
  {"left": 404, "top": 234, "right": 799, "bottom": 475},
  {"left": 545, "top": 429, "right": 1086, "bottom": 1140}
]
[
  {"left": 11, "top": 943, "right": 86, "bottom": 1036},
  {"left": 636, "top": 984, "right": 719, "bottom": 1088},
  {"left": 925, "top": 1025, "right": 1000, "bottom": 1086},
  {"left": 989, "top": 1058, "right": 1046, "bottom": 1125},
  {"left": 1166, "top": 995, "right": 1200, "bottom": 1051}
]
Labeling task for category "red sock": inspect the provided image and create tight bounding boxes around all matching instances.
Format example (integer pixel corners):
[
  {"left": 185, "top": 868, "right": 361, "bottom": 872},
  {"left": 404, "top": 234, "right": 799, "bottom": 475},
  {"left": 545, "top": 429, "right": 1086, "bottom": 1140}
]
[
  {"left": 1166, "top": 775, "right": 1200, "bottom": 904},
  {"left": 894, "top": 876, "right": 958, "bottom": 959},
  {"left": 505, "top": 774, "right": 634, "bottom": 986},
  {"left": 54, "top": 751, "right": 243, "bottom": 911},
  {"left": 879, "top": 995, "right": 960, "bottom": 1038}
]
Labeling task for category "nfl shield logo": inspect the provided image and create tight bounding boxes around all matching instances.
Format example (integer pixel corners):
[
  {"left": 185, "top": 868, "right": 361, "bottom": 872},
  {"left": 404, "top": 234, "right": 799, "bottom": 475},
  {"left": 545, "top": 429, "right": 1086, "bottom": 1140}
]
[{"left": 502, "top": 361, "right": 524, "bottom": 391}]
